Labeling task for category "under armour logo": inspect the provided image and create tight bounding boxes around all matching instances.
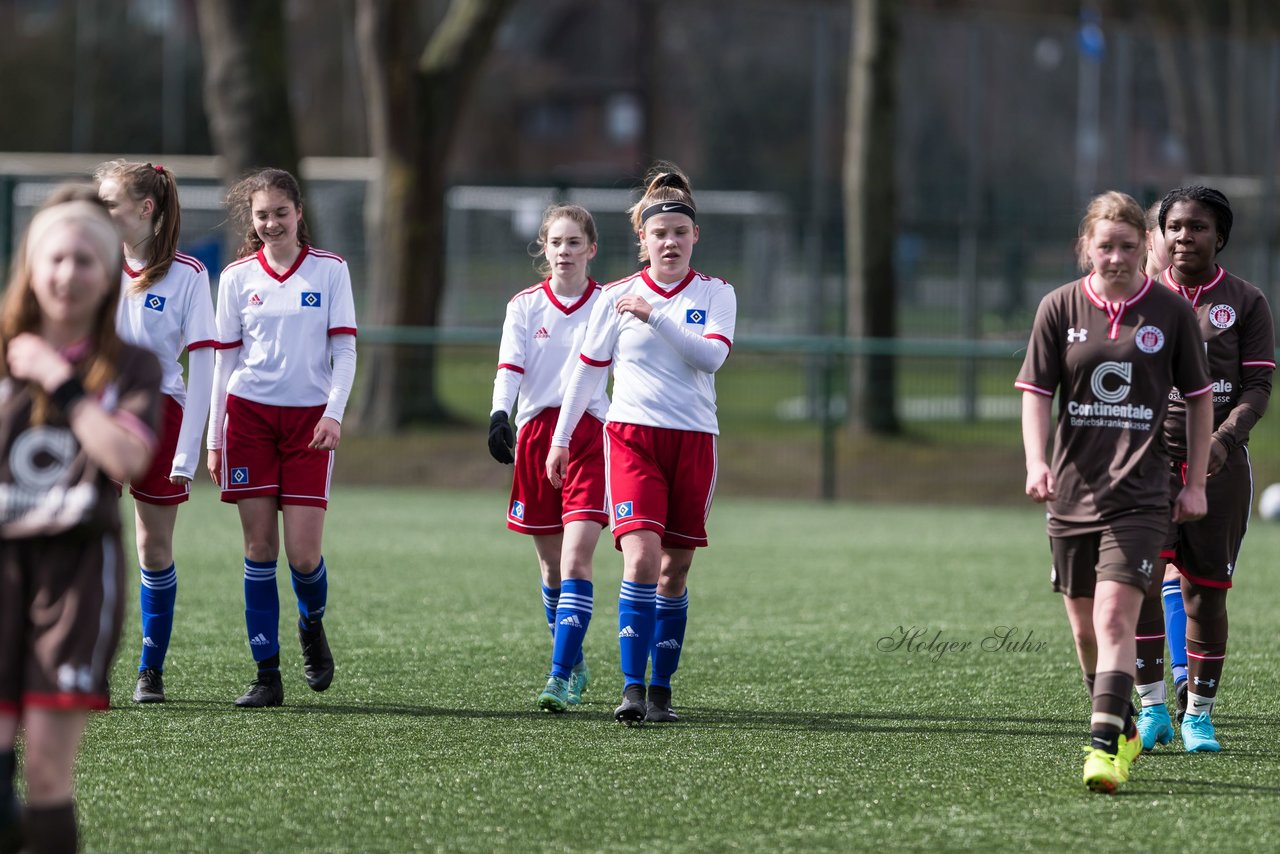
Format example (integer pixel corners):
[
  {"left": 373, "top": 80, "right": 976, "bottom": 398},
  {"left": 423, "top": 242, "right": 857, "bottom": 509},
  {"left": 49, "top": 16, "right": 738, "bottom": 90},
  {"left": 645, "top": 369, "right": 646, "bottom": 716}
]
[
  {"left": 1135, "top": 657, "right": 1145, "bottom": 669},
  {"left": 1067, "top": 327, "right": 1088, "bottom": 343},
  {"left": 1138, "top": 560, "right": 1153, "bottom": 577},
  {"left": 1193, "top": 677, "right": 1216, "bottom": 688}
]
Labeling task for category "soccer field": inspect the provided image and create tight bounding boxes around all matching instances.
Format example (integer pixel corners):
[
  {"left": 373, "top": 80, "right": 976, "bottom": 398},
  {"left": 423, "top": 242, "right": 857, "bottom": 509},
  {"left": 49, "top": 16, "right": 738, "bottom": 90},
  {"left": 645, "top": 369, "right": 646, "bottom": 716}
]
[{"left": 74, "top": 485, "right": 1280, "bottom": 852}]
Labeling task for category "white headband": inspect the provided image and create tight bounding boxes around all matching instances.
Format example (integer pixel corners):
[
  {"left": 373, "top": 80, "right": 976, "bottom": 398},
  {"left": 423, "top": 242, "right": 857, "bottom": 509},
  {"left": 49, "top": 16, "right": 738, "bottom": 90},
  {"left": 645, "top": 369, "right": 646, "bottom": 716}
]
[{"left": 25, "top": 200, "right": 122, "bottom": 271}]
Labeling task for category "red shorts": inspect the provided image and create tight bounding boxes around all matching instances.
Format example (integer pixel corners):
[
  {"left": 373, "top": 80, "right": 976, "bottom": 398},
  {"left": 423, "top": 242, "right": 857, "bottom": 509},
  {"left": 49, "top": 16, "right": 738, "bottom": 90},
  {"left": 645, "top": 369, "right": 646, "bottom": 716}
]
[
  {"left": 0, "top": 531, "right": 126, "bottom": 713},
  {"left": 508, "top": 409, "right": 607, "bottom": 534},
  {"left": 119, "top": 394, "right": 189, "bottom": 505},
  {"left": 604, "top": 422, "right": 717, "bottom": 550},
  {"left": 219, "top": 395, "right": 332, "bottom": 508}
]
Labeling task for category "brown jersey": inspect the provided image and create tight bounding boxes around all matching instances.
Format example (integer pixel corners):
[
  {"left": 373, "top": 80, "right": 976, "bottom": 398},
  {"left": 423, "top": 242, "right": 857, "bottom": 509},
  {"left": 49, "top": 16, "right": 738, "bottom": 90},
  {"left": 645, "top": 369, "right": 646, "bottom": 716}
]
[
  {"left": 1160, "top": 266, "right": 1275, "bottom": 460},
  {"left": 0, "top": 343, "right": 161, "bottom": 538},
  {"left": 1016, "top": 275, "right": 1211, "bottom": 529}
]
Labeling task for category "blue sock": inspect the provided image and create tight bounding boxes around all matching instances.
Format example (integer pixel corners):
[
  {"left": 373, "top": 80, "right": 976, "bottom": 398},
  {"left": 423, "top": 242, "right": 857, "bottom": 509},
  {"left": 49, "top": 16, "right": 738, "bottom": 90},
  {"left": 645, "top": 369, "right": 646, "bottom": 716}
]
[
  {"left": 618, "top": 580, "right": 657, "bottom": 688},
  {"left": 138, "top": 563, "right": 177, "bottom": 672},
  {"left": 290, "top": 558, "right": 328, "bottom": 629},
  {"left": 1163, "top": 579, "right": 1188, "bottom": 684},
  {"left": 551, "top": 579, "right": 593, "bottom": 679},
  {"left": 650, "top": 589, "right": 689, "bottom": 689},
  {"left": 244, "top": 558, "right": 280, "bottom": 665},
  {"left": 542, "top": 584, "right": 560, "bottom": 639}
]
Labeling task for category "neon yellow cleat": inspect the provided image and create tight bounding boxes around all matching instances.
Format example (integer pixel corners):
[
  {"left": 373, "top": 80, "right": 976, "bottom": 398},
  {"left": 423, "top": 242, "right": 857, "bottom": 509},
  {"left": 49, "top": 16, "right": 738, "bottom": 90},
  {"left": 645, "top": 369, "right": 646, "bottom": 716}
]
[
  {"left": 1082, "top": 746, "right": 1124, "bottom": 794},
  {"left": 1116, "top": 732, "right": 1142, "bottom": 782}
]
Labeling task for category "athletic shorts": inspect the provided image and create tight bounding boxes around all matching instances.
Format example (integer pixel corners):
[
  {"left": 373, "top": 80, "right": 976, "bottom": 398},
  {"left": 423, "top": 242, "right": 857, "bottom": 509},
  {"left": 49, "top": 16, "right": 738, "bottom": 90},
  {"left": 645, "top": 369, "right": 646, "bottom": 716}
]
[
  {"left": 507, "top": 408, "right": 607, "bottom": 534},
  {"left": 114, "top": 394, "right": 189, "bottom": 505},
  {"left": 1049, "top": 512, "right": 1167, "bottom": 598},
  {"left": 0, "top": 531, "right": 126, "bottom": 713},
  {"left": 1162, "top": 447, "right": 1252, "bottom": 589},
  {"left": 604, "top": 422, "right": 717, "bottom": 550},
  {"left": 219, "top": 395, "right": 332, "bottom": 508}
]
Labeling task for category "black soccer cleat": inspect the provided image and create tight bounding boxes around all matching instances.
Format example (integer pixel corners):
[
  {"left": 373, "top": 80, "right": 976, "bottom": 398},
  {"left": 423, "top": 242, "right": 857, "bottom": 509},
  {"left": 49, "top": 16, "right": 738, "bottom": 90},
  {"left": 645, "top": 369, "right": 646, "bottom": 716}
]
[
  {"left": 234, "top": 670, "right": 284, "bottom": 708},
  {"left": 1175, "top": 679, "right": 1188, "bottom": 725},
  {"left": 132, "top": 668, "right": 166, "bottom": 703},
  {"left": 614, "top": 683, "right": 647, "bottom": 725},
  {"left": 299, "top": 621, "right": 334, "bottom": 692},
  {"left": 644, "top": 685, "right": 679, "bottom": 723}
]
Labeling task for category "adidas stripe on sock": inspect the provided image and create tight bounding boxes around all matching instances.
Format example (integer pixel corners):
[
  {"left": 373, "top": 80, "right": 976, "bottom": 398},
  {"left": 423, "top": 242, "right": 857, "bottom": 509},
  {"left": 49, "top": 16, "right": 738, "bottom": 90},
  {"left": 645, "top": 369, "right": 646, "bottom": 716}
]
[
  {"left": 618, "top": 580, "right": 657, "bottom": 687},
  {"left": 551, "top": 579, "right": 593, "bottom": 680},
  {"left": 650, "top": 589, "right": 689, "bottom": 689},
  {"left": 244, "top": 558, "right": 280, "bottom": 662},
  {"left": 139, "top": 563, "right": 178, "bottom": 672},
  {"left": 290, "top": 558, "right": 328, "bottom": 628}
]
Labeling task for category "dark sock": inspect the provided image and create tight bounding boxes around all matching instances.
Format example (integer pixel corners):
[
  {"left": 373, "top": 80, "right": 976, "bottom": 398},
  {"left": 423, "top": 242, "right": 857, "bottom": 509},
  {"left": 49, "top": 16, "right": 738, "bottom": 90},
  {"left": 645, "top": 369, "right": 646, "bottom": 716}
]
[
  {"left": 258, "top": 653, "right": 280, "bottom": 674},
  {"left": 0, "top": 750, "right": 18, "bottom": 852},
  {"left": 24, "top": 801, "right": 76, "bottom": 854},
  {"left": 1090, "top": 671, "right": 1134, "bottom": 753}
]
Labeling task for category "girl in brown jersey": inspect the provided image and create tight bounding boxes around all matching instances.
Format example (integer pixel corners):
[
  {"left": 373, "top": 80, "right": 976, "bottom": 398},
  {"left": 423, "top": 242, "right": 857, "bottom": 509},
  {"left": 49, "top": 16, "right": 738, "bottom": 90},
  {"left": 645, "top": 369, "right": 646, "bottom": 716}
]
[
  {"left": 0, "top": 188, "right": 161, "bottom": 852},
  {"left": 1017, "top": 190, "right": 1213, "bottom": 793},
  {"left": 1132, "top": 186, "right": 1275, "bottom": 754}
]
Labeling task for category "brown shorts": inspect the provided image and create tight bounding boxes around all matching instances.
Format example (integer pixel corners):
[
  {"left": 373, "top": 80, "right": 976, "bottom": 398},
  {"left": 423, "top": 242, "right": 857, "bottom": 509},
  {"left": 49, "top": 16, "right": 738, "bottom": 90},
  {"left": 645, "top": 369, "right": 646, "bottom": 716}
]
[
  {"left": 1049, "top": 512, "right": 1167, "bottom": 598},
  {"left": 1161, "top": 447, "right": 1252, "bottom": 589},
  {"left": 0, "top": 531, "right": 126, "bottom": 714}
]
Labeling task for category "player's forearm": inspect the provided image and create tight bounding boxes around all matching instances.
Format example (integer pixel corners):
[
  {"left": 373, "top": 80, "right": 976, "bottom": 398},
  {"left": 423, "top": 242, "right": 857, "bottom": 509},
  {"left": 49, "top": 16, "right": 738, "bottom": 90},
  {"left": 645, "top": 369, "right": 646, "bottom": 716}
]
[
  {"left": 1183, "top": 393, "right": 1213, "bottom": 488},
  {"left": 1020, "top": 392, "right": 1052, "bottom": 468},
  {"left": 171, "top": 347, "right": 213, "bottom": 477},
  {"left": 647, "top": 312, "right": 729, "bottom": 373},
  {"left": 206, "top": 348, "right": 235, "bottom": 450},
  {"left": 323, "top": 335, "right": 357, "bottom": 423},
  {"left": 552, "top": 359, "right": 604, "bottom": 447}
]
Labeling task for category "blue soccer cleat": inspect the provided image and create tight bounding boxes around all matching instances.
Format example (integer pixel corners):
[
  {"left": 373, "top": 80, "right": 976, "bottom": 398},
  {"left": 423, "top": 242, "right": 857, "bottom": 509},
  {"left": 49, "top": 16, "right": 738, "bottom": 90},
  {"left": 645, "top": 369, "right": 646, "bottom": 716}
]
[
  {"left": 1136, "top": 703, "right": 1174, "bottom": 751},
  {"left": 1181, "top": 713, "right": 1221, "bottom": 753}
]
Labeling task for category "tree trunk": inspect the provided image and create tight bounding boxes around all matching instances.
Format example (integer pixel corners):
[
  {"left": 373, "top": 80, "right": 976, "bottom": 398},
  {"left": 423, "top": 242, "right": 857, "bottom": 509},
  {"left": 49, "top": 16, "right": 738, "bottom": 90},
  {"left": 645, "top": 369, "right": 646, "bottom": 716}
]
[
  {"left": 195, "top": 0, "right": 301, "bottom": 185},
  {"left": 354, "top": 0, "right": 514, "bottom": 431},
  {"left": 844, "top": 0, "right": 900, "bottom": 435}
]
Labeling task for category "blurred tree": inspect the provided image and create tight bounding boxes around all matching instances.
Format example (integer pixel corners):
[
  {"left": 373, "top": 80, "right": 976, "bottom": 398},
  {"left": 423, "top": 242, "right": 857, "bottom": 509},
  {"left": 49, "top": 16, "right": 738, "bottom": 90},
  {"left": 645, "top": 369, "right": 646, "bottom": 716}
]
[
  {"left": 354, "top": 0, "right": 514, "bottom": 430},
  {"left": 196, "top": 0, "right": 301, "bottom": 185},
  {"left": 844, "top": 0, "right": 900, "bottom": 435}
]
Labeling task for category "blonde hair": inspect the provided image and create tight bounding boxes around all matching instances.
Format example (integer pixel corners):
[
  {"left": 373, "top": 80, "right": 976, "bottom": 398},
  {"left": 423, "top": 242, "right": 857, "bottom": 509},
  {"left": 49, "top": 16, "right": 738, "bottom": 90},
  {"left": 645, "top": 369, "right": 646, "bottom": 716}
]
[
  {"left": 92, "top": 159, "right": 182, "bottom": 292},
  {"left": 627, "top": 162, "right": 696, "bottom": 263},
  {"left": 1075, "top": 191, "right": 1145, "bottom": 272},
  {"left": 1, "top": 185, "right": 124, "bottom": 423}
]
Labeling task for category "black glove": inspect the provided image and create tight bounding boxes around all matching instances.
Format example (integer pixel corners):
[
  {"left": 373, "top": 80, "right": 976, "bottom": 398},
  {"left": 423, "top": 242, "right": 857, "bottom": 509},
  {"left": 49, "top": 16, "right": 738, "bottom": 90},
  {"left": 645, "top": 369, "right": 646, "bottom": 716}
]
[{"left": 488, "top": 411, "right": 515, "bottom": 464}]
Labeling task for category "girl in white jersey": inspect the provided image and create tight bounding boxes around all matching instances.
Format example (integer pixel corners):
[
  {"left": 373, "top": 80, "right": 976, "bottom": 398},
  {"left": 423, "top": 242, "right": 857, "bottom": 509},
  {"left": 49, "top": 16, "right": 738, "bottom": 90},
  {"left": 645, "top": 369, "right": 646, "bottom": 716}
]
[
  {"left": 206, "top": 169, "right": 357, "bottom": 708},
  {"left": 489, "top": 204, "right": 609, "bottom": 713},
  {"left": 547, "top": 164, "right": 737, "bottom": 724},
  {"left": 94, "top": 160, "right": 216, "bottom": 705}
]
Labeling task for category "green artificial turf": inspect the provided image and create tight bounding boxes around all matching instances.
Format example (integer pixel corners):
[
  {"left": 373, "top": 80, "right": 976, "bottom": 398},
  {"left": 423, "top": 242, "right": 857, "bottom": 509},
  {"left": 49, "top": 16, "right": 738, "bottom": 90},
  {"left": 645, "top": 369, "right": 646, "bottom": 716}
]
[{"left": 60, "top": 485, "right": 1280, "bottom": 851}]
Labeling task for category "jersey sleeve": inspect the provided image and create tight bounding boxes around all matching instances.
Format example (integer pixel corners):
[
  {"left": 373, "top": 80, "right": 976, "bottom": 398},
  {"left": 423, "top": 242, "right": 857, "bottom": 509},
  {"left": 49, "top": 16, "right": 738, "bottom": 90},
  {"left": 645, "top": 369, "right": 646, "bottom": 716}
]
[
  {"left": 327, "top": 261, "right": 358, "bottom": 336},
  {"left": 579, "top": 288, "right": 620, "bottom": 367},
  {"left": 182, "top": 266, "right": 217, "bottom": 351},
  {"left": 112, "top": 348, "right": 164, "bottom": 449},
  {"left": 1217, "top": 288, "right": 1275, "bottom": 449},
  {"left": 213, "top": 267, "right": 243, "bottom": 348},
  {"left": 492, "top": 295, "right": 526, "bottom": 415},
  {"left": 1014, "top": 293, "right": 1061, "bottom": 397},
  {"left": 704, "top": 281, "right": 737, "bottom": 350}
]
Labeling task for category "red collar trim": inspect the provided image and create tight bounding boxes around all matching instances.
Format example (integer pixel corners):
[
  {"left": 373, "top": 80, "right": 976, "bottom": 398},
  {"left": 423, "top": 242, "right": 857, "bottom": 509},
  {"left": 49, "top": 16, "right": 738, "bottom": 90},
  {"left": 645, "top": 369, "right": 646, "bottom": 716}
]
[
  {"left": 641, "top": 267, "right": 696, "bottom": 299},
  {"left": 257, "top": 244, "right": 309, "bottom": 282},
  {"left": 541, "top": 278, "right": 598, "bottom": 315}
]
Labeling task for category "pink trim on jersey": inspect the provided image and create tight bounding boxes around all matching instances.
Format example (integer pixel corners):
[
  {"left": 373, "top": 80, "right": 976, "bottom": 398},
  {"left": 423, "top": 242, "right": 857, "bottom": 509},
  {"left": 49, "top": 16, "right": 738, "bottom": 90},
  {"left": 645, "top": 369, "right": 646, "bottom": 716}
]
[
  {"left": 1081, "top": 274, "right": 1154, "bottom": 340},
  {"left": 641, "top": 267, "right": 695, "bottom": 299},
  {"left": 328, "top": 327, "right": 358, "bottom": 337},
  {"left": 706, "top": 333, "right": 732, "bottom": 350},
  {"left": 187, "top": 339, "right": 217, "bottom": 351},
  {"left": 1168, "top": 557, "right": 1233, "bottom": 589},
  {"left": 256, "top": 245, "right": 310, "bottom": 282},
  {"left": 1135, "top": 633, "right": 1166, "bottom": 641},
  {"left": 114, "top": 408, "right": 159, "bottom": 453},
  {"left": 497, "top": 363, "right": 525, "bottom": 373},
  {"left": 580, "top": 354, "right": 612, "bottom": 368},
  {"left": 1242, "top": 359, "right": 1277, "bottom": 368},
  {"left": 1015, "top": 380, "right": 1054, "bottom": 397},
  {"left": 174, "top": 252, "right": 206, "bottom": 272},
  {"left": 1162, "top": 265, "right": 1226, "bottom": 307},
  {"left": 540, "top": 278, "right": 599, "bottom": 315},
  {"left": 1181, "top": 382, "right": 1215, "bottom": 398}
]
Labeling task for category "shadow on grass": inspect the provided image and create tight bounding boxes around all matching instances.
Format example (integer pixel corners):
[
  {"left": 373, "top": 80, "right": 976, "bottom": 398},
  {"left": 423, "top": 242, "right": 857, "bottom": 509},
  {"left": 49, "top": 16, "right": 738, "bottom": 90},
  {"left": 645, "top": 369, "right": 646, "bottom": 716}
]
[{"left": 1133, "top": 777, "right": 1280, "bottom": 796}]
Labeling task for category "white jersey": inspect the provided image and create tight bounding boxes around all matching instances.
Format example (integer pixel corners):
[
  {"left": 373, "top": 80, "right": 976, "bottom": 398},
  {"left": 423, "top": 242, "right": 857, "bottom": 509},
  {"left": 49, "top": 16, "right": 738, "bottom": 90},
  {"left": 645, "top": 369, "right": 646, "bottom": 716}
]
[
  {"left": 116, "top": 252, "right": 216, "bottom": 403},
  {"left": 581, "top": 268, "right": 736, "bottom": 434},
  {"left": 213, "top": 246, "right": 358, "bottom": 407},
  {"left": 492, "top": 279, "right": 609, "bottom": 428}
]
